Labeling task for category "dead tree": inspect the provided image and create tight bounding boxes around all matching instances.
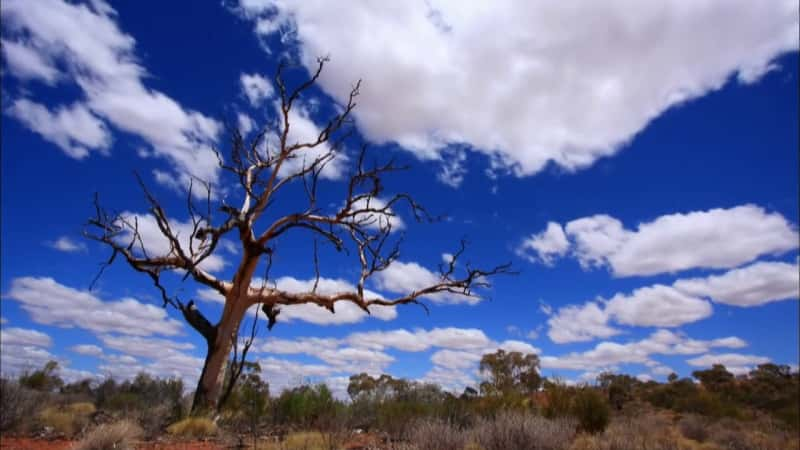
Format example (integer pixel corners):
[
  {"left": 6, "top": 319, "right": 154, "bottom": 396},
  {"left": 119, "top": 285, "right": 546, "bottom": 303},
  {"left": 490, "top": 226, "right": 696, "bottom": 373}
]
[{"left": 85, "top": 58, "right": 512, "bottom": 413}]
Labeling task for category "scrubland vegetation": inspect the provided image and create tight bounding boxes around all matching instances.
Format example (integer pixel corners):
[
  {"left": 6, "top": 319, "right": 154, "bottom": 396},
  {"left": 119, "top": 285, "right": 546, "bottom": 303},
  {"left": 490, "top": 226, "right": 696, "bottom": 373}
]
[{"left": 1, "top": 352, "right": 798, "bottom": 449}]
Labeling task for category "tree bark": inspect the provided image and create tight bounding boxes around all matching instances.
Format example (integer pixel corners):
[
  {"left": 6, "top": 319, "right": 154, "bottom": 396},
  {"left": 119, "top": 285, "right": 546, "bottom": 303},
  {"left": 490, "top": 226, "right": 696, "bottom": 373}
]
[
  {"left": 191, "top": 300, "right": 247, "bottom": 413},
  {"left": 191, "top": 255, "right": 259, "bottom": 413}
]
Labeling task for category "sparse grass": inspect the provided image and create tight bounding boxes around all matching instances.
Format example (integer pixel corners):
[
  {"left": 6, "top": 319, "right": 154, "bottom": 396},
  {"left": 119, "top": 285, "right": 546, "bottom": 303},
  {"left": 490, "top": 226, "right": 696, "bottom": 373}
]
[
  {"left": 257, "top": 431, "right": 331, "bottom": 450},
  {"left": 166, "top": 416, "right": 217, "bottom": 438},
  {"left": 473, "top": 412, "right": 577, "bottom": 450},
  {"left": 72, "top": 420, "right": 143, "bottom": 450},
  {"left": 39, "top": 402, "right": 96, "bottom": 437},
  {"left": 406, "top": 419, "right": 469, "bottom": 450}
]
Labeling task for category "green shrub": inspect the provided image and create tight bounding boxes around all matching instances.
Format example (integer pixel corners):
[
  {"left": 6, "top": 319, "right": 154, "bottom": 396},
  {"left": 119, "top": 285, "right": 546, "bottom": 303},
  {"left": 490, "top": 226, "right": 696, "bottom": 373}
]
[
  {"left": 543, "top": 380, "right": 574, "bottom": 419},
  {"left": 571, "top": 388, "right": 609, "bottom": 434}
]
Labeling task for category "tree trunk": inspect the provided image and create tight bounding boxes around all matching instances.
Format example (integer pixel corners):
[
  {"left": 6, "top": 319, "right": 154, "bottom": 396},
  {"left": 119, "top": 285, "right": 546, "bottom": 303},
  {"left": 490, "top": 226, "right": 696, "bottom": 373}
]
[
  {"left": 191, "top": 254, "right": 260, "bottom": 413},
  {"left": 191, "top": 296, "right": 248, "bottom": 413}
]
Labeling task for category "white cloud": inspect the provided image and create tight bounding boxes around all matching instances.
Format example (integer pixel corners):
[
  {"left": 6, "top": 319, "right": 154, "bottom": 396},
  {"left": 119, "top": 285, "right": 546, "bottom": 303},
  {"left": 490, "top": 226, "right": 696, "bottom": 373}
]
[
  {"left": 541, "top": 329, "right": 747, "bottom": 371},
  {"left": 238, "top": 112, "right": 255, "bottom": 135},
  {"left": 674, "top": 260, "right": 799, "bottom": 307},
  {"left": 0, "top": 344, "right": 59, "bottom": 376},
  {"left": 517, "top": 222, "right": 570, "bottom": 266},
  {"left": 548, "top": 285, "right": 712, "bottom": 343},
  {"left": 70, "top": 344, "right": 104, "bottom": 357},
  {"left": 270, "top": 102, "right": 350, "bottom": 180},
  {"left": 547, "top": 302, "right": 620, "bottom": 344},
  {"left": 257, "top": 356, "right": 340, "bottom": 392},
  {"left": 119, "top": 211, "right": 228, "bottom": 272},
  {"left": 2, "top": 0, "right": 221, "bottom": 186},
  {"left": 373, "top": 261, "right": 479, "bottom": 305},
  {"left": 235, "top": 0, "right": 798, "bottom": 178},
  {"left": 7, "top": 99, "right": 111, "bottom": 159},
  {"left": 98, "top": 334, "right": 194, "bottom": 359},
  {"left": 46, "top": 236, "right": 87, "bottom": 253},
  {"left": 436, "top": 147, "right": 468, "bottom": 188},
  {"left": 196, "top": 288, "right": 225, "bottom": 304},
  {"left": 346, "top": 327, "right": 491, "bottom": 352},
  {"left": 1, "top": 38, "right": 60, "bottom": 84},
  {"left": 0, "top": 327, "right": 52, "bottom": 347},
  {"left": 6, "top": 277, "right": 184, "bottom": 336},
  {"left": 257, "top": 336, "right": 341, "bottom": 355},
  {"left": 531, "top": 205, "right": 797, "bottom": 276},
  {"left": 686, "top": 353, "right": 770, "bottom": 370},
  {"left": 605, "top": 285, "right": 712, "bottom": 328},
  {"left": 496, "top": 339, "right": 541, "bottom": 355},
  {"left": 272, "top": 276, "right": 397, "bottom": 325},
  {"left": 431, "top": 349, "right": 482, "bottom": 370},
  {"left": 346, "top": 197, "right": 406, "bottom": 231},
  {"left": 240, "top": 73, "right": 274, "bottom": 106}
]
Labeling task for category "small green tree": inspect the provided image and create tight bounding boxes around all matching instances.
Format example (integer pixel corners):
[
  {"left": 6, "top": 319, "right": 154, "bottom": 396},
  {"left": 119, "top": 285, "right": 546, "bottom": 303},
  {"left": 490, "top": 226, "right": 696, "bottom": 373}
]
[
  {"left": 571, "top": 387, "right": 610, "bottom": 434},
  {"left": 19, "top": 360, "right": 63, "bottom": 392},
  {"left": 479, "top": 350, "right": 542, "bottom": 397}
]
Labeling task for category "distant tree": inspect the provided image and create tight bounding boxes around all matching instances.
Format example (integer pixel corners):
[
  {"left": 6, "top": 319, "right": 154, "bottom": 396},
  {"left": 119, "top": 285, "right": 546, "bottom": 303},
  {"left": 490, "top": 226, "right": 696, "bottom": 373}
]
[
  {"left": 85, "top": 58, "right": 511, "bottom": 412},
  {"left": 667, "top": 372, "right": 679, "bottom": 383},
  {"left": 596, "top": 372, "right": 638, "bottom": 410},
  {"left": 19, "top": 360, "right": 63, "bottom": 392},
  {"left": 479, "top": 350, "right": 541, "bottom": 397},
  {"left": 692, "top": 364, "right": 735, "bottom": 397}
]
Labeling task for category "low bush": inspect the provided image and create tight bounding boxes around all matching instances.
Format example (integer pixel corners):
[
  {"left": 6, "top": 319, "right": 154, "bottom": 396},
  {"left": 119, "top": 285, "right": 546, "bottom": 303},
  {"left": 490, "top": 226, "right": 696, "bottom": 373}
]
[
  {"left": 406, "top": 419, "right": 469, "bottom": 450},
  {"left": 39, "top": 402, "right": 96, "bottom": 437},
  {"left": 570, "top": 415, "right": 680, "bottom": 450},
  {"left": 677, "top": 414, "right": 709, "bottom": 442},
  {"left": 0, "top": 379, "right": 41, "bottom": 433},
  {"left": 571, "top": 388, "right": 610, "bottom": 434},
  {"left": 473, "top": 412, "right": 576, "bottom": 450},
  {"left": 166, "top": 416, "right": 217, "bottom": 438},
  {"left": 73, "top": 420, "right": 143, "bottom": 450}
]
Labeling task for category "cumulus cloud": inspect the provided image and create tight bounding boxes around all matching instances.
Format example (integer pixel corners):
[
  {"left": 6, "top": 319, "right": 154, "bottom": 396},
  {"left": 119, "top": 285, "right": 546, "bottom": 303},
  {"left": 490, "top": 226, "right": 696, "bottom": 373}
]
[
  {"left": 7, "top": 99, "right": 111, "bottom": 159},
  {"left": 522, "top": 205, "right": 798, "bottom": 276},
  {"left": 240, "top": 73, "right": 274, "bottom": 106},
  {"left": 346, "top": 327, "right": 492, "bottom": 352},
  {"left": 686, "top": 353, "right": 770, "bottom": 374},
  {"left": 373, "top": 261, "right": 479, "bottom": 304},
  {"left": 238, "top": 112, "right": 255, "bottom": 135},
  {"left": 234, "top": 0, "right": 798, "bottom": 179},
  {"left": 0, "top": 327, "right": 58, "bottom": 375},
  {"left": 542, "top": 329, "right": 747, "bottom": 372},
  {"left": 517, "top": 222, "right": 570, "bottom": 265},
  {"left": 547, "top": 302, "right": 620, "bottom": 344},
  {"left": 70, "top": 344, "right": 104, "bottom": 357},
  {"left": 605, "top": 285, "right": 713, "bottom": 327},
  {"left": 673, "top": 260, "right": 799, "bottom": 307},
  {"left": 118, "top": 211, "right": 228, "bottom": 272},
  {"left": 0, "top": 327, "right": 53, "bottom": 347},
  {"left": 2, "top": 0, "right": 221, "bottom": 187},
  {"left": 548, "top": 285, "right": 712, "bottom": 343},
  {"left": 6, "top": 277, "right": 184, "bottom": 336},
  {"left": 1, "top": 38, "right": 61, "bottom": 84},
  {"left": 272, "top": 276, "right": 397, "bottom": 325},
  {"left": 269, "top": 102, "right": 350, "bottom": 180},
  {"left": 46, "top": 236, "right": 88, "bottom": 253}
]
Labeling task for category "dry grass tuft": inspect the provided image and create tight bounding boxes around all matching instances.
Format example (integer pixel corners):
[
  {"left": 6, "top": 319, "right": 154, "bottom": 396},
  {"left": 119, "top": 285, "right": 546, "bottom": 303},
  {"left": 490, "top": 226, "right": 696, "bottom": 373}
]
[
  {"left": 166, "top": 416, "right": 217, "bottom": 438},
  {"left": 39, "top": 402, "right": 96, "bottom": 437},
  {"left": 406, "top": 419, "right": 469, "bottom": 450},
  {"left": 473, "top": 412, "right": 577, "bottom": 450},
  {"left": 72, "top": 420, "right": 143, "bottom": 450}
]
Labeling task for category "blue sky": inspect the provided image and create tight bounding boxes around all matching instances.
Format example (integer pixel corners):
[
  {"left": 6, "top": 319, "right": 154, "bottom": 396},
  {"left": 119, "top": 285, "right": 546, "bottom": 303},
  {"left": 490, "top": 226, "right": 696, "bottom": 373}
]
[{"left": 1, "top": 0, "right": 798, "bottom": 396}]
